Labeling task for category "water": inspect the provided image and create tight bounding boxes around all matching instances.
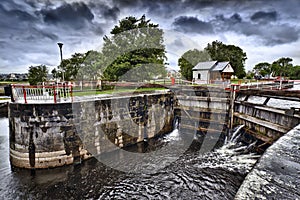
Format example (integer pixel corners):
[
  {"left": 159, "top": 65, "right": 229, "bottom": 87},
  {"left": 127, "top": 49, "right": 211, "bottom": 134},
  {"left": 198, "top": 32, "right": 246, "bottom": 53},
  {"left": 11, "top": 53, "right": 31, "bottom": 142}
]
[{"left": 0, "top": 117, "right": 261, "bottom": 199}]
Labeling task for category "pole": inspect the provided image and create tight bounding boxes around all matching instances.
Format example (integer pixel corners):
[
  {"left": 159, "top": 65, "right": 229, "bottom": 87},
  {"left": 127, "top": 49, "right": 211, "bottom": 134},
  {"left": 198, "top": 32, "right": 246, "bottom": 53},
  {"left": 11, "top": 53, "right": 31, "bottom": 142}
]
[
  {"left": 22, "top": 86, "right": 27, "bottom": 104},
  {"left": 229, "top": 84, "right": 239, "bottom": 129},
  {"left": 57, "top": 43, "right": 64, "bottom": 82}
]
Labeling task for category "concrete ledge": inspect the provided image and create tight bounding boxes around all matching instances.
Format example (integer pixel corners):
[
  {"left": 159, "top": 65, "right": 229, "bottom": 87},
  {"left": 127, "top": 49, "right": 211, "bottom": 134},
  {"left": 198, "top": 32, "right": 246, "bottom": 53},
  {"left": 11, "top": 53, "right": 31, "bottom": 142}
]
[
  {"left": 235, "top": 124, "right": 300, "bottom": 199},
  {"left": 10, "top": 148, "right": 91, "bottom": 169}
]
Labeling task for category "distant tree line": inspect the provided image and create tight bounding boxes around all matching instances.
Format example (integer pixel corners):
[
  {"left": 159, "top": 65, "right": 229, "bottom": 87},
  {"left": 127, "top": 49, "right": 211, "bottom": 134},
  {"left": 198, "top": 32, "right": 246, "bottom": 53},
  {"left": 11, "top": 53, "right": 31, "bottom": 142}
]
[{"left": 253, "top": 57, "right": 300, "bottom": 79}]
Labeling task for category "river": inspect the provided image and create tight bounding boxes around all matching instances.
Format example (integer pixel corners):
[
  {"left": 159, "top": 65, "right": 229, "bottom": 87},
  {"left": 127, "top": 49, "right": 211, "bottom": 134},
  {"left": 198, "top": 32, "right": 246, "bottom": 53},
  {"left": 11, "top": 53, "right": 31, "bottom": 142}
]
[{"left": 0, "top": 116, "right": 260, "bottom": 199}]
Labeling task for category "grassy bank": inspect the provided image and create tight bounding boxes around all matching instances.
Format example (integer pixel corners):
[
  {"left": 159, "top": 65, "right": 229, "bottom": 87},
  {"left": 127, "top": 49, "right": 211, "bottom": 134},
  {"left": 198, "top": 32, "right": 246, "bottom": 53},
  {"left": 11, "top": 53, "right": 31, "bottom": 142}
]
[{"left": 73, "top": 87, "right": 167, "bottom": 97}]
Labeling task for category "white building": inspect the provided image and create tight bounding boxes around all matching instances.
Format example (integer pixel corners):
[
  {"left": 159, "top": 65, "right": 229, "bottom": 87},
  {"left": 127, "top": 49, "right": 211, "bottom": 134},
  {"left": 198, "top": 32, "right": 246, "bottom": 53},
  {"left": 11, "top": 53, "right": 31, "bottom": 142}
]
[{"left": 192, "top": 61, "right": 234, "bottom": 84}]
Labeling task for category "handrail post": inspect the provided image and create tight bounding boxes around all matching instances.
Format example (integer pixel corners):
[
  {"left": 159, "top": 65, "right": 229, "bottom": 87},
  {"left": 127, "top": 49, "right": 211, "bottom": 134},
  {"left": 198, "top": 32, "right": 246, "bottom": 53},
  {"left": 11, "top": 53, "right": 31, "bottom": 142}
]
[
  {"left": 53, "top": 86, "right": 57, "bottom": 103},
  {"left": 22, "top": 86, "right": 27, "bottom": 104}
]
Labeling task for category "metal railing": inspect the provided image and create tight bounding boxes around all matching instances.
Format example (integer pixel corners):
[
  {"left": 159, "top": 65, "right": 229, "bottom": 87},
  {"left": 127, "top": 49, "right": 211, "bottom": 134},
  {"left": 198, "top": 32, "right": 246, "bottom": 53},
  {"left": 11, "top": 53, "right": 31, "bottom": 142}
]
[{"left": 11, "top": 84, "right": 73, "bottom": 104}]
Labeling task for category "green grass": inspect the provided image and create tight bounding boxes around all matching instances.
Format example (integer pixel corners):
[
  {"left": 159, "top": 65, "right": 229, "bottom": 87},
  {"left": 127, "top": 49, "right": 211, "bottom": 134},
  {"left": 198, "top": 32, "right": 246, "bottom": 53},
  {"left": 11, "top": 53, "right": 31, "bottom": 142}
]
[
  {"left": 0, "top": 81, "right": 28, "bottom": 86},
  {"left": 230, "top": 79, "right": 267, "bottom": 84},
  {"left": 73, "top": 87, "right": 167, "bottom": 97}
]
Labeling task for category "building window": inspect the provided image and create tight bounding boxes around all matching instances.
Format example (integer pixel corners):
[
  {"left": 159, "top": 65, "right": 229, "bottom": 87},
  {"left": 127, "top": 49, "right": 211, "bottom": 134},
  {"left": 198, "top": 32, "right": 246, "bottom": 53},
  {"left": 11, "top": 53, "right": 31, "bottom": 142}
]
[{"left": 198, "top": 73, "right": 201, "bottom": 79}]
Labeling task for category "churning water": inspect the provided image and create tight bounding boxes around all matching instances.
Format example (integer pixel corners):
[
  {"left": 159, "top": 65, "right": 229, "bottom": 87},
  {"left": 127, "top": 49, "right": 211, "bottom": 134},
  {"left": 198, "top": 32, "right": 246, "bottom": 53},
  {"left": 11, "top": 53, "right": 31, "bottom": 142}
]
[{"left": 0, "top": 117, "right": 261, "bottom": 199}]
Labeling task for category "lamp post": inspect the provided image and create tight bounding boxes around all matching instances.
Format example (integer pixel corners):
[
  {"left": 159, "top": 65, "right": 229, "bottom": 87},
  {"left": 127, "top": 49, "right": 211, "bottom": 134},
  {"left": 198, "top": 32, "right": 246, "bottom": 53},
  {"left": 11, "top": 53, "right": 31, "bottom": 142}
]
[{"left": 57, "top": 42, "right": 64, "bottom": 82}]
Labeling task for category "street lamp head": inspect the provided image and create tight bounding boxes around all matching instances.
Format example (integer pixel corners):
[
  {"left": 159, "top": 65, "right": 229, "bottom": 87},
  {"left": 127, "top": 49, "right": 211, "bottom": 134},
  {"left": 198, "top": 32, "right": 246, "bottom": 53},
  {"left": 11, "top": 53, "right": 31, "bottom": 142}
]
[{"left": 57, "top": 42, "right": 63, "bottom": 49}]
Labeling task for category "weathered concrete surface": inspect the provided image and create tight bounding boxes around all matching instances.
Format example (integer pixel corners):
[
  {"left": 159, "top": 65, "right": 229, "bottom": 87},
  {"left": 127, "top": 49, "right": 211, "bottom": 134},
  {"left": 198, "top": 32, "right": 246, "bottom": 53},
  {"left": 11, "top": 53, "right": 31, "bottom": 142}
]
[
  {"left": 233, "top": 91, "right": 300, "bottom": 144},
  {"left": 235, "top": 123, "right": 300, "bottom": 199},
  {"left": 9, "top": 92, "right": 175, "bottom": 168}
]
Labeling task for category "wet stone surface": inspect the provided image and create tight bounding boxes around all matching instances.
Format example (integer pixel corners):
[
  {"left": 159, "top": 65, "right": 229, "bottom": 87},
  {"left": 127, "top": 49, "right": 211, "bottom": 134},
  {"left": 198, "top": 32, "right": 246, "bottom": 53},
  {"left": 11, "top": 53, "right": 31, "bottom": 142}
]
[{"left": 235, "top": 124, "right": 300, "bottom": 199}]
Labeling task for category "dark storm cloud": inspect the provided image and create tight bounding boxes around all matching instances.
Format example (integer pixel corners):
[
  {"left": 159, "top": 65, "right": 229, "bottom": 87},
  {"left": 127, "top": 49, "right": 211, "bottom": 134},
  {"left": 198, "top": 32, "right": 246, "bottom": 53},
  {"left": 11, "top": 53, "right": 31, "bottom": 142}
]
[
  {"left": 41, "top": 2, "right": 94, "bottom": 29},
  {"left": 173, "top": 16, "right": 214, "bottom": 34},
  {"left": 24, "top": 0, "right": 54, "bottom": 9},
  {"left": 112, "top": 0, "right": 183, "bottom": 18},
  {"left": 88, "top": 1, "right": 120, "bottom": 20},
  {"left": 1, "top": 0, "right": 300, "bottom": 73},
  {"left": 213, "top": 13, "right": 299, "bottom": 46},
  {"left": 0, "top": 4, "right": 37, "bottom": 29},
  {"left": 251, "top": 11, "right": 278, "bottom": 23}
]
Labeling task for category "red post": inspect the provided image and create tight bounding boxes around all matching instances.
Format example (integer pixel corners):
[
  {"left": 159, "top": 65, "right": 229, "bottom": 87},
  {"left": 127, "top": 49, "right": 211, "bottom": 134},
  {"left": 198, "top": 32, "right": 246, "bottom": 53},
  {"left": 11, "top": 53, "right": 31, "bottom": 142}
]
[
  {"left": 22, "top": 86, "right": 27, "bottom": 104},
  {"left": 53, "top": 86, "right": 57, "bottom": 103},
  {"left": 171, "top": 77, "right": 175, "bottom": 85}
]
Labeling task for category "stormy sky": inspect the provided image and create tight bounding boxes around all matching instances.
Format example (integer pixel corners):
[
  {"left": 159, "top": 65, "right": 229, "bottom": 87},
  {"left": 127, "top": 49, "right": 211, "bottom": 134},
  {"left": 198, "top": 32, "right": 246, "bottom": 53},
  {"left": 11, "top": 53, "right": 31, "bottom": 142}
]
[{"left": 1, "top": 0, "right": 300, "bottom": 73}]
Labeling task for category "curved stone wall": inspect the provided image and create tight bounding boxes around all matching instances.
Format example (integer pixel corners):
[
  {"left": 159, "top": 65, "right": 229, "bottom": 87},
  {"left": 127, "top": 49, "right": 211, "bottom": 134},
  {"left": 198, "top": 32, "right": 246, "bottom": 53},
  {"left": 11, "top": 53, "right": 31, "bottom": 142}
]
[{"left": 9, "top": 92, "right": 175, "bottom": 169}]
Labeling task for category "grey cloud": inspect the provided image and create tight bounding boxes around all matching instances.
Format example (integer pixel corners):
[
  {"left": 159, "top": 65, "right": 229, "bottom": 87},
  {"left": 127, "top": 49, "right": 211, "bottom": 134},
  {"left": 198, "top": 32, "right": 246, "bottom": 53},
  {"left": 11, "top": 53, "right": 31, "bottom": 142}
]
[
  {"left": 88, "top": 1, "right": 120, "bottom": 20},
  {"left": 251, "top": 11, "right": 278, "bottom": 23},
  {"left": 0, "top": 3, "right": 59, "bottom": 42},
  {"left": 213, "top": 13, "right": 299, "bottom": 46},
  {"left": 24, "top": 28, "right": 59, "bottom": 41},
  {"left": 263, "top": 25, "right": 299, "bottom": 45},
  {"left": 173, "top": 16, "right": 214, "bottom": 34},
  {"left": 172, "top": 38, "right": 184, "bottom": 47},
  {"left": 230, "top": 13, "right": 242, "bottom": 23},
  {"left": 103, "top": 6, "right": 120, "bottom": 20},
  {"left": 112, "top": 0, "right": 182, "bottom": 18},
  {"left": 41, "top": 2, "right": 94, "bottom": 29},
  {"left": 0, "top": 4, "right": 37, "bottom": 29},
  {"left": 24, "top": 0, "right": 54, "bottom": 8}
]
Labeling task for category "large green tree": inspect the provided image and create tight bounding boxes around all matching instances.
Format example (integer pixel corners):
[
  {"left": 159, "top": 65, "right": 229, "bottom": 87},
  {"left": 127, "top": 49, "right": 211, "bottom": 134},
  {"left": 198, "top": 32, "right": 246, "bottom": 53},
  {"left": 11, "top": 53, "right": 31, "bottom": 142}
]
[
  {"left": 271, "top": 57, "right": 293, "bottom": 77},
  {"left": 77, "top": 50, "right": 104, "bottom": 81},
  {"left": 253, "top": 62, "right": 271, "bottom": 77},
  {"left": 56, "top": 53, "right": 86, "bottom": 81},
  {"left": 101, "top": 15, "right": 166, "bottom": 81},
  {"left": 205, "top": 40, "right": 247, "bottom": 78},
  {"left": 178, "top": 49, "right": 211, "bottom": 81},
  {"left": 289, "top": 65, "right": 300, "bottom": 79},
  {"left": 28, "top": 65, "right": 48, "bottom": 85}
]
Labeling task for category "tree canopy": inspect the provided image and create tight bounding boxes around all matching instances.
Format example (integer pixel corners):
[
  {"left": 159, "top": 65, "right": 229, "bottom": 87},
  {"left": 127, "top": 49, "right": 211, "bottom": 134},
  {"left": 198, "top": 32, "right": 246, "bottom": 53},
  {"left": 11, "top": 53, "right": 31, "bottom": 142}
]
[
  {"left": 56, "top": 53, "right": 86, "bottom": 81},
  {"left": 77, "top": 50, "right": 104, "bottom": 81},
  {"left": 101, "top": 15, "right": 167, "bottom": 81},
  {"left": 28, "top": 65, "right": 48, "bottom": 85},
  {"left": 253, "top": 57, "right": 300, "bottom": 80},
  {"left": 289, "top": 65, "right": 300, "bottom": 79},
  {"left": 205, "top": 41, "right": 247, "bottom": 78},
  {"left": 178, "top": 49, "right": 211, "bottom": 81},
  {"left": 271, "top": 57, "right": 293, "bottom": 77},
  {"left": 253, "top": 62, "right": 271, "bottom": 77}
]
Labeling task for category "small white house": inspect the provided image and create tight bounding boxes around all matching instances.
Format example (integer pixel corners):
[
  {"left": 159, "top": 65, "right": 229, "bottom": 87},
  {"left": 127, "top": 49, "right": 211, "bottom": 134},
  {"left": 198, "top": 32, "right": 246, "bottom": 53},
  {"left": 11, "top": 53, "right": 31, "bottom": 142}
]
[{"left": 192, "top": 61, "right": 234, "bottom": 84}]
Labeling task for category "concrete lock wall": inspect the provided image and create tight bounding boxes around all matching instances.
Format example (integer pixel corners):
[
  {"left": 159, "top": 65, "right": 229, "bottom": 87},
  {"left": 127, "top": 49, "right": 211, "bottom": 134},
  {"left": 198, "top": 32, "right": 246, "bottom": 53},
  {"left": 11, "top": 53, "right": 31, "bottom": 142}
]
[
  {"left": 9, "top": 92, "right": 175, "bottom": 169},
  {"left": 233, "top": 90, "right": 300, "bottom": 144}
]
